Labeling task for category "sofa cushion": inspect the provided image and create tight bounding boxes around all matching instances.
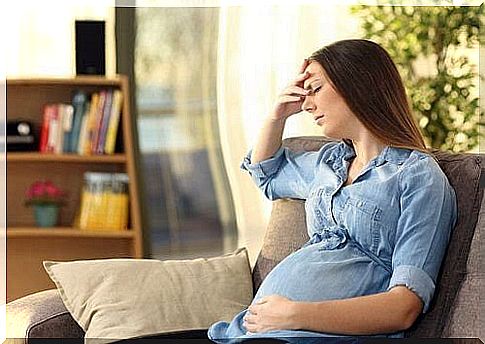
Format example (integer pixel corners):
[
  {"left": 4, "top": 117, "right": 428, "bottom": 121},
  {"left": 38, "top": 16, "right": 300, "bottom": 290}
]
[
  {"left": 6, "top": 288, "right": 84, "bottom": 342},
  {"left": 408, "top": 150, "right": 483, "bottom": 337},
  {"left": 43, "top": 248, "right": 253, "bottom": 343},
  {"left": 442, "top": 193, "right": 484, "bottom": 338},
  {"left": 252, "top": 136, "right": 483, "bottom": 338}
]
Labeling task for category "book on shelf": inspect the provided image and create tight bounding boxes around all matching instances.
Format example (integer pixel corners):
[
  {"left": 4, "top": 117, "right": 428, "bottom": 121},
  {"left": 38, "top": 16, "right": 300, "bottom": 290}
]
[
  {"left": 82, "top": 92, "right": 99, "bottom": 155},
  {"left": 96, "top": 89, "right": 113, "bottom": 154},
  {"left": 38, "top": 88, "right": 122, "bottom": 156},
  {"left": 104, "top": 90, "right": 123, "bottom": 155},
  {"left": 90, "top": 90, "right": 106, "bottom": 154},
  {"left": 77, "top": 101, "right": 90, "bottom": 155},
  {"left": 39, "top": 104, "right": 54, "bottom": 152},
  {"left": 59, "top": 104, "right": 74, "bottom": 153},
  {"left": 69, "top": 90, "right": 88, "bottom": 153}
]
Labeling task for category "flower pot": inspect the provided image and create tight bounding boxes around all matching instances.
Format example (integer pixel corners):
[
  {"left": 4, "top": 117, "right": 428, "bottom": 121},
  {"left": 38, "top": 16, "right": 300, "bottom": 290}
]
[{"left": 33, "top": 204, "right": 60, "bottom": 227}]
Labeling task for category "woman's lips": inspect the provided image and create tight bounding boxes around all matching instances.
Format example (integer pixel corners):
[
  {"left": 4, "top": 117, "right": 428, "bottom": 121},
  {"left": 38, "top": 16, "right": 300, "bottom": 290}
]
[{"left": 314, "top": 114, "right": 325, "bottom": 124}]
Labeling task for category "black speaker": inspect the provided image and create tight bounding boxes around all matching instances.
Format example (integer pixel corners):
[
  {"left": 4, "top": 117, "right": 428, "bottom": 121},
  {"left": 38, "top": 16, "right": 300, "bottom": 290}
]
[{"left": 75, "top": 20, "right": 106, "bottom": 75}]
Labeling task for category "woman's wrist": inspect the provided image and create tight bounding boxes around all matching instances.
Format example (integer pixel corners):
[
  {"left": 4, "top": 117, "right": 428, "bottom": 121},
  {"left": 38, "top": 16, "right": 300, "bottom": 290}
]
[
  {"left": 290, "top": 300, "right": 326, "bottom": 331},
  {"left": 289, "top": 300, "right": 312, "bottom": 330},
  {"left": 267, "top": 112, "right": 289, "bottom": 124}
]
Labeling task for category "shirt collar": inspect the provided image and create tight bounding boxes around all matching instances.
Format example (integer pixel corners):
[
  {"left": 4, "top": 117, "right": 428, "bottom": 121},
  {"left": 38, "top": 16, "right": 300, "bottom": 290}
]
[{"left": 340, "top": 140, "right": 409, "bottom": 167}]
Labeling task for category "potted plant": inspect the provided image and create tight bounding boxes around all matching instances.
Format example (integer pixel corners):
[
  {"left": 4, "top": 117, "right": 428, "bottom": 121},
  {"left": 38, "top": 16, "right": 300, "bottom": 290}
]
[{"left": 25, "top": 180, "right": 66, "bottom": 227}]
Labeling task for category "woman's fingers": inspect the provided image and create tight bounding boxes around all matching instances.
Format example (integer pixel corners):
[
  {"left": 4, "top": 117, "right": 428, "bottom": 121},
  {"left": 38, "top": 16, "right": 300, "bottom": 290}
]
[
  {"left": 291, "top": 71, "right": 310, "bottom": 86},
  {"left": 278, "top": 95, "right": 303, "bottom": 104},
  {"left": 283, "top": 85, "right": 308, "bottom": 97},
  {"left": 293, "top": 58, "right": 310, "bottom": 86},
  {"left": 243, "top": 313, "right": 256, "bottom": 324},
  {"left": 243, "top": 311, "right": 257, "bottom": 332},
  {"left": 245, "top": 323, "right": 257, "bottom": 333},
  {"left": 299, "top": 58, "right": 309, "bottom": 74},
  {"left": 271, "top": 62, "right": 310, "bottom": 119}
]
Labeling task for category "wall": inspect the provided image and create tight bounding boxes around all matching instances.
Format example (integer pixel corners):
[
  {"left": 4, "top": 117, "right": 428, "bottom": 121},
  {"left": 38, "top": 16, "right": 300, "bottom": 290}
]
[{"left": 5, "top": 1, "right": 116, "bottom": 78}]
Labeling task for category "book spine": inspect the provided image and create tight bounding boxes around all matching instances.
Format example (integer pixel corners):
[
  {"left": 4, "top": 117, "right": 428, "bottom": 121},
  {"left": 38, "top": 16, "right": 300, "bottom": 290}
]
[
  {"left": 84, "top": 93, "right": 99, "bottom": 155},
  {"left": 97, "top": 89, "right": 113, "bottom": 155},
  {"left": 62, "top": 104, "right": 74, "bottom": 153},
  {"left": 46, "top": 105, "right": 59, "bottom": 153},
  {"left": 70, "top": 91, "right": 88, "bottom": 153},
  {"left": 77, "top": 102, "right": 90, "bottom": 155},
  {"left": 54, "top": 104, "right": 64, "bottom": 154},
  {"left": 39, "top": 105, "right": 51, "bottom": 152},
  {"left": 91, "top": 90, "right": 106, "bottom": 154},
  {"left": 104, "top": 90, "right": 123, "bottom": 155}
]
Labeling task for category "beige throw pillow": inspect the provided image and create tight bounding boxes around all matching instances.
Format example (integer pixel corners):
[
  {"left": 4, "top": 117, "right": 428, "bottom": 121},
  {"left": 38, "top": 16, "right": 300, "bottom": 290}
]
[{"left": 43, "top": 247, "right": 253, "bottom": 343}]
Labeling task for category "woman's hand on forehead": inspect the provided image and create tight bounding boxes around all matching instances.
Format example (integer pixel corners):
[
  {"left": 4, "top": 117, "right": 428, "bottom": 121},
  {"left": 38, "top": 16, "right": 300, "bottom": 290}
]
[{"left": 291, "top": 59, "right": 312, "bottom": 89}]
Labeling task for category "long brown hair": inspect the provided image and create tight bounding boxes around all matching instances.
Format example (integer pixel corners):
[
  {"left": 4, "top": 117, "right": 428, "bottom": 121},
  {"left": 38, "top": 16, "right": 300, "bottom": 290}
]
[{"left": 309, "top": 39, "right": 428, "bottom": 153}]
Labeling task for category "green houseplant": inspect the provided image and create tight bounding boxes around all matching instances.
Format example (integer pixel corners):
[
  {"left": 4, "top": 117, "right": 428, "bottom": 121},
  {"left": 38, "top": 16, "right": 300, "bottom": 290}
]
[
  {"left": 25, "top": 180, "right": 66, "bottom": 227},
  {"left": 350, "top": 5, "right": 483, "bottom": 152}
]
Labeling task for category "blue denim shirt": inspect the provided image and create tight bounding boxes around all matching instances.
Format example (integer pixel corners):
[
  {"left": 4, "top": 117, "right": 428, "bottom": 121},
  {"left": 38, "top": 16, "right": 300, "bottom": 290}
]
[{"left": 208, "top": 140, "right": 457, "bottom": 342}]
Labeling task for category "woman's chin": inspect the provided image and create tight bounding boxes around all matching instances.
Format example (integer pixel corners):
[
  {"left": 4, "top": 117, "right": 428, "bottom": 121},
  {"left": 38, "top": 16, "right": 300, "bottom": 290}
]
[
  {"left": 320, "top": 129, "right": 341, "bottom": 141},
  {"left": 320, "top": 127, "right": 332, "bottom": 137}
]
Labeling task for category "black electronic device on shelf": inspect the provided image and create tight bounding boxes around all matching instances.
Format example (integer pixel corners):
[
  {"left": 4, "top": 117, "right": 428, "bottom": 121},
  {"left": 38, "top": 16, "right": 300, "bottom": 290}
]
[
  {"left": 75, "top": 20, "right": 106, "bottom": 75},
  {"left": 6, "top": 120, "right": 37, "bottom": 151}
]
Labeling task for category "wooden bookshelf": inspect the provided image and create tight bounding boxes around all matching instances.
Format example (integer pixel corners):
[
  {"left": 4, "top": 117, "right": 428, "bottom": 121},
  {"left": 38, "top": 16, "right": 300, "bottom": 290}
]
[{"left": 6, "top": 75, "right": 143, "bottom": 302}]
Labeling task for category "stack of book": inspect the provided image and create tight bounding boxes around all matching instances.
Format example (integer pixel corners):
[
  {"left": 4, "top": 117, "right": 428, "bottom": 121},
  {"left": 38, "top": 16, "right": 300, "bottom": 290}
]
[
  {"left": 39, "top": 89, "right": 123, "bottom": 155},
  {"left": 77, "top": 172, "right": 129, "bottom": 231}
]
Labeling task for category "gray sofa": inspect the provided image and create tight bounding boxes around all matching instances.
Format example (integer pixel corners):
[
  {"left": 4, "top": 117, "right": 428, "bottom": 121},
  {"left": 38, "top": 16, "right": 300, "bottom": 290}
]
[{"left": 6, "top": 137, "right": 484, "bottom": 342}]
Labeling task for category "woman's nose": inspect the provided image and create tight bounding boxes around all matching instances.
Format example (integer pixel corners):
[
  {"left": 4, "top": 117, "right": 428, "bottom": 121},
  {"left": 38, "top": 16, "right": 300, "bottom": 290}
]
[{"left": 301, "top": 96, "right": 315, "bottom": 113}]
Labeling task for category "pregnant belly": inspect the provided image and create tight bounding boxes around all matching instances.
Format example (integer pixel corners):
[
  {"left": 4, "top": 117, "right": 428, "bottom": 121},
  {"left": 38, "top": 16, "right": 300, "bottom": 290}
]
[{"left": 254, "top": 240, "right": 391, "bottom": 303}]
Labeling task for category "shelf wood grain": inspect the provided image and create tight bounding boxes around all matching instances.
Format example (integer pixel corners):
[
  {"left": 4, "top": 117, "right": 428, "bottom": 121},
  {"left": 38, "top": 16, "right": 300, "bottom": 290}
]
[
  {"left": 7, "top": 227, "right": 135, "bottom": 238},
  {"left": 7, "top": 152, "right": 127, "bottom": 163},
  {"left": 7, "top": 76, "right": 125, "bottom": 87}
]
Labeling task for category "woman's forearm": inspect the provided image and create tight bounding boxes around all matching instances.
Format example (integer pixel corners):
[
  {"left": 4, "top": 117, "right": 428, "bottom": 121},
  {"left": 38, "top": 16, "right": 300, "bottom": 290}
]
[
  {"left": 292, "top": 286, "right": 422, "bottom": 335},
  {"left": 251, "top": 115, "right": 287, "bottom": 164},
  {"left": 250, "top": 59, "right": 309, "bottom": 164}
]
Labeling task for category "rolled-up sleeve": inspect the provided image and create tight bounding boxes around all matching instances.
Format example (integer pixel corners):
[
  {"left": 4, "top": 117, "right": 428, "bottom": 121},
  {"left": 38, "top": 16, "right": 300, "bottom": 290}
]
[
  {"left": 241, "top": 147, "right": 287, "bottom": 180},
  {"left": 240, "top": 142, "right": 338, "bottom": 200},
  {"left": 388, "top": 156, "right": 457, "bottom": 313}
]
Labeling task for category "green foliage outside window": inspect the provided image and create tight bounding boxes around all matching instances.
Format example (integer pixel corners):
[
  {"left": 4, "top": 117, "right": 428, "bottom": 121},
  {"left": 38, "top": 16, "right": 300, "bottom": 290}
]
[{"left": 350, "top": 5, "right": 484, "bottom": 152}]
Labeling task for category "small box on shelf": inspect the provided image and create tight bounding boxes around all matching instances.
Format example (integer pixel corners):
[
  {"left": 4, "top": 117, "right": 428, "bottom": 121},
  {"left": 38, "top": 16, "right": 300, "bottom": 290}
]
[
  {"left": 77, "top": 172, "right": 129, "bottom": 232},
  {"left": 6, "top": 120, "right": 37, "bottom": 152}
]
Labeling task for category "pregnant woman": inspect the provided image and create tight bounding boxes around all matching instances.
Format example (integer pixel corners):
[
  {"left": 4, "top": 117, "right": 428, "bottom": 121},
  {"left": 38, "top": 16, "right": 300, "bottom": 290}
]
[{"left": 208, "top": 39, "right": 457, "bottom": 342}]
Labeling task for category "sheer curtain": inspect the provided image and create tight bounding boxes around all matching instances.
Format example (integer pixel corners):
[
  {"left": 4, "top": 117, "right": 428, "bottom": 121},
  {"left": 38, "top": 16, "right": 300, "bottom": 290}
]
[
  {"left": 217, "top": 4, "right": 361, "bottom": 265},
  {"left": 133, "top": 7, "right": 238, "bottom": 260}
]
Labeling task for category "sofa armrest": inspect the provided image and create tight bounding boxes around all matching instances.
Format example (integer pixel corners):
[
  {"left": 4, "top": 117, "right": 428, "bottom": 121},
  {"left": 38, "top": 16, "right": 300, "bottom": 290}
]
[{"left": 6, "top": 289, "right": 84, "bottom": 343}]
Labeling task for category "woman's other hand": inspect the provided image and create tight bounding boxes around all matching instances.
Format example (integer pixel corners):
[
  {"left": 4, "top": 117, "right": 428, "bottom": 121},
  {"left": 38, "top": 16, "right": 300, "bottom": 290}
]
[
  {"left": 270, "top": 59, "right": 311, "bottom": 121},
  {"left": 243, "top": 295, "right": 299, "bottom": 333}
]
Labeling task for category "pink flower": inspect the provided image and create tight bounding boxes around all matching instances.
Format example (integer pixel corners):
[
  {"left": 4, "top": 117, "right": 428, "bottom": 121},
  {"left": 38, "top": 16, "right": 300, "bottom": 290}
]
[
  {"left": 44, "top": 181, "right": 63, "bottom": 197},
  {"left": 27, "top": 181, "right": 45, "bottom": 198},
  {"left": 25, "top": 180, "right": 66, "bottom": 207}
]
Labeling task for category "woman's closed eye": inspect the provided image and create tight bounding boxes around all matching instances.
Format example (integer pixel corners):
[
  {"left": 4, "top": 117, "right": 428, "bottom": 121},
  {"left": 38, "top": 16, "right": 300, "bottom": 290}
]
[{"left": 307, "top": 85, "right": 322, "bottom": 96}]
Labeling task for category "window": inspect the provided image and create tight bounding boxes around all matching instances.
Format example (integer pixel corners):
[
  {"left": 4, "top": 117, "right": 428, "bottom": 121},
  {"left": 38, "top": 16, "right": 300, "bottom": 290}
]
[{"left": 118, "top": 7, "right": 237, "bottom": 259}]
